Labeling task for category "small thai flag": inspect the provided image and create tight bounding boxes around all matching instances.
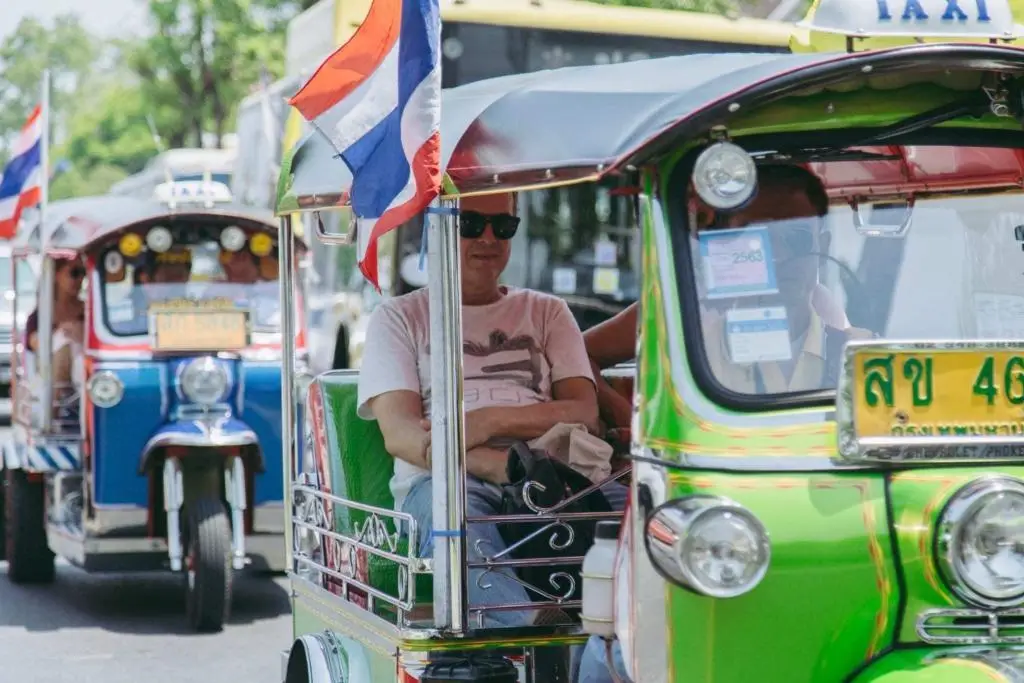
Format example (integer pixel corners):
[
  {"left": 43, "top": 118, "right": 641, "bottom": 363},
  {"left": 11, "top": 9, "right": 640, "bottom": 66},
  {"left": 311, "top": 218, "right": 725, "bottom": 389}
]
[
  {"left": 0, "top": 106, "right": 43, "bottom": 239},
  {"left": 290, "top": 0, "right": 442, "bottom": 290}
]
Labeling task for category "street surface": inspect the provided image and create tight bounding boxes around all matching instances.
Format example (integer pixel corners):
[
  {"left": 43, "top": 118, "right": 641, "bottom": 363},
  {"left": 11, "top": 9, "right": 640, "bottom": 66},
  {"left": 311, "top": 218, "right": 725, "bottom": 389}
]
[{"left": 0, "top": 404, "right": 291, "bottom": 683}]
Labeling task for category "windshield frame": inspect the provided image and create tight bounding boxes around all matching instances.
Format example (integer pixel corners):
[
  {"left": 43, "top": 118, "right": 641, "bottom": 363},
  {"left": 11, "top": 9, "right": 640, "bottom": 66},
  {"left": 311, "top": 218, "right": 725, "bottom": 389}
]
[
  {"left": 92, "top": 230, "right": 285, "bottom": 341},
  {"left": 668, "top": 145, "right": 852, "bottom": 413}
]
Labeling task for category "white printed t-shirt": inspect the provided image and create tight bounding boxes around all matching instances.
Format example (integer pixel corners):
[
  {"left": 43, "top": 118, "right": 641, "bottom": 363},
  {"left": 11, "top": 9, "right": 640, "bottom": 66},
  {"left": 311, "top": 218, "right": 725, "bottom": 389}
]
[{"left": 357, "top": 286, "right": 595, "bottom": 509}]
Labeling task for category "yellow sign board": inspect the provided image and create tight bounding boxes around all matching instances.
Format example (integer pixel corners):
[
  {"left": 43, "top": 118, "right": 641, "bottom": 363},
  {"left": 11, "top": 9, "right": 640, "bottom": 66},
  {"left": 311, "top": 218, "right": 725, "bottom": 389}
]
[
  {"left": 152, "top": 309, "right": 250, "bottom": 351},
  {"left": 844, "top": 342, "right": 1024, "bottom": 461}
]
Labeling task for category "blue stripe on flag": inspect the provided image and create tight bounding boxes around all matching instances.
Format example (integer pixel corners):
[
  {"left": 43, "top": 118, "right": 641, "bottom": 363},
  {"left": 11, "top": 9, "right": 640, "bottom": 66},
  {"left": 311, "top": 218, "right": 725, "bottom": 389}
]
[{"left": 0, "top": 140, "right": 41, "bottom": 201}]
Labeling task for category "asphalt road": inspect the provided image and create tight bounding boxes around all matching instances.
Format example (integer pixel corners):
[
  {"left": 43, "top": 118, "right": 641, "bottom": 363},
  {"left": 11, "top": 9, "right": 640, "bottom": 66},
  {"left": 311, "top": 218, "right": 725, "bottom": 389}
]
[{"left": 0, "top": 409, "right": 292, "bottom": 683}]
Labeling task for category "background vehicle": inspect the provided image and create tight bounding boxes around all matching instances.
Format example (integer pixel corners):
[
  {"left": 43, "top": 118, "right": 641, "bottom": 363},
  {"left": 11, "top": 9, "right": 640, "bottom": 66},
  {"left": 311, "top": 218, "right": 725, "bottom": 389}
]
[
  {"left": 0, "top": 245, "right": 37, "bottom": 396},
  {"left": 109, "top": 146, "right": 238, "bottom": 200},
  {"left": 1, "top": 183, "right": 302, "bottom": 632}
]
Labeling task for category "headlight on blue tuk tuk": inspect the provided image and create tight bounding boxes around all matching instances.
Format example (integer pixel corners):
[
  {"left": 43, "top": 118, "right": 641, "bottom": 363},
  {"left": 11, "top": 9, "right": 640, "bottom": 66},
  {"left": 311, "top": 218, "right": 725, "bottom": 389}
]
[
  {"left": 937, "top": 476, "right": 1024, "bottom": 607},
  {"left": 179, "top": 357, "right": 231, "bottom": 406},
  {"left": 645, "top": 495, "right": 770, "bottom": 598},
  {"left": 87, "top": 371, "right": 124, "bottom": 408}
]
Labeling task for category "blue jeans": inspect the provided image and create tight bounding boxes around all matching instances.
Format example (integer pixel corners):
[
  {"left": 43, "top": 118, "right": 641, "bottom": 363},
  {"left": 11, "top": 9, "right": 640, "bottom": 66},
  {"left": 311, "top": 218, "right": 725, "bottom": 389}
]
[
  {"left": 402, "top": 474, "right": 628, "bottom": 628},
  {"left": 574, "top": 636, "right": 629, "bottom": 683}
]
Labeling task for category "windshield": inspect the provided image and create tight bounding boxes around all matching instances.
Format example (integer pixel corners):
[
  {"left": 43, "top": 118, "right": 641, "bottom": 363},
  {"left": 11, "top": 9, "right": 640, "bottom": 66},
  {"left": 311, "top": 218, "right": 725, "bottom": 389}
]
[
  {"left": 99, "top": 228, "right": 281, "bottom": 338},
  {"left": 678, "top": 147, "right": 1024, "bottom": 401}
]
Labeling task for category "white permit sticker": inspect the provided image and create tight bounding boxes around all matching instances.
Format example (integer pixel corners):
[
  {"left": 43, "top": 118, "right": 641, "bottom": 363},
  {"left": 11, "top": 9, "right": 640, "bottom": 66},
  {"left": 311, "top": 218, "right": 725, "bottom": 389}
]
[
  {"left": 109, "top": 300, "right": 135, "bottom": 323},
  {"left": 699, "top": 227, "right": 778, "bottom": 300},
  {"left": 726, "top": 307, "right": 792, "bottom": 364},
  {"left": 974, "top": 293, "right": 1024, "bottom": 338},
  {"left": 552, "top": 267, "right": 577, "bottom": 295},
  {"left": 595, "top": 239, "right": 617, "bottom": 267},
  {"left": 593, "top": 267, "right": 620, "bottom": 295}
]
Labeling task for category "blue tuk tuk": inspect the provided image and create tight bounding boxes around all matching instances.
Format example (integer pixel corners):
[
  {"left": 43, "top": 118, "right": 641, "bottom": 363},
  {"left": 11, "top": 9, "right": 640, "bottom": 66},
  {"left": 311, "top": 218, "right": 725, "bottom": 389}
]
[{"left": 0, "top": 180, "right": 308, "bottom": 632}]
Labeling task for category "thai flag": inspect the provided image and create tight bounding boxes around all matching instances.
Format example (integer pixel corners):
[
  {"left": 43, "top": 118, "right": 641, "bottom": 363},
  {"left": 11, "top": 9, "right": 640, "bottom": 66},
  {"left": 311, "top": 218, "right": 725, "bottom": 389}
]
[
  {"left": 0, "top": 106, "right": 43, "bottom": 239},
  {"left": 290, "top": 0, "right": 441, "bottom": 289}
]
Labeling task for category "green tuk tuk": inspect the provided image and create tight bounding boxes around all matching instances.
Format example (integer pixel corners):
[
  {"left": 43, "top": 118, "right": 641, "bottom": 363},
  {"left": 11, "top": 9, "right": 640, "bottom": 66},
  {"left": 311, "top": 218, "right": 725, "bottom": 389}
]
[{"left": 274, "top": 0, "right": 1024, "bottom": 680}]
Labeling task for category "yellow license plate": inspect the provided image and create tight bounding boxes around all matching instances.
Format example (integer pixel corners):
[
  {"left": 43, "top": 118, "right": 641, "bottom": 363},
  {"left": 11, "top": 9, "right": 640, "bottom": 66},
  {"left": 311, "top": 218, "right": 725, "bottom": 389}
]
[
  {"left": 852, "top": 344, "right": 1024, "bottom": 441},
  {"left": 153, "top": 310, "right": 249, "bottom": 351}
]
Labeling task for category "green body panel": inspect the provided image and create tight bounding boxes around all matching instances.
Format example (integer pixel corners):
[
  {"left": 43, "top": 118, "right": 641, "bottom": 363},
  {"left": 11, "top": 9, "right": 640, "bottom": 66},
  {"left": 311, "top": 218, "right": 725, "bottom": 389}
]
[
  {"left": 890, "top": 466, "right": 1024, "bottom": 643},
  {"left": 850, "top": 648, "right": 1015, "bottom": 682},
  {"left": 663, "top": 471, "right": 897, "bottom": 682}
]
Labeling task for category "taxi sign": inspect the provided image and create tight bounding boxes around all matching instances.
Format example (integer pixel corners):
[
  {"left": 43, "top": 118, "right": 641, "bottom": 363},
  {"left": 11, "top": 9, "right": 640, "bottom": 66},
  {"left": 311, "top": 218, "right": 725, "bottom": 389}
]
[
  {"left": 153, "top": 180, "right": 233, "bottom": 206},
  {"left": 800, "top": 0, "right": 1021, "bottom": 39}
]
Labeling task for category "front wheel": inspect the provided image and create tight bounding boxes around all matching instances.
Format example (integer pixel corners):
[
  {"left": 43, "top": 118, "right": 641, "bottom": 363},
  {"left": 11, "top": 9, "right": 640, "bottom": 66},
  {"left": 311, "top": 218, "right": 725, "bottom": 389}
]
[
  {"left": 184, "top": 497, "right": 233, "bottom": 632},
  {"left": 4, "top": 468, "right": 55, "bottom": 583}
]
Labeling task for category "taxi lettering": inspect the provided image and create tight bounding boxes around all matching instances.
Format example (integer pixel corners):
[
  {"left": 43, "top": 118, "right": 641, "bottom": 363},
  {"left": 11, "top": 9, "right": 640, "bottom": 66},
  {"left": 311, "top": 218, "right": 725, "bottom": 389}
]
[{"left": 876, "top": 0, "right": 992, "bottom": 21}]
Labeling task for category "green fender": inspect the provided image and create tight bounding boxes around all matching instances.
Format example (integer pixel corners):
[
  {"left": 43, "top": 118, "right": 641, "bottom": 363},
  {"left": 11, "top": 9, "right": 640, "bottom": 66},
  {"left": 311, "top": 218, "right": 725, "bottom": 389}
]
[{"left": 851, "top": 649, "right": 1020, "bottom": 682}]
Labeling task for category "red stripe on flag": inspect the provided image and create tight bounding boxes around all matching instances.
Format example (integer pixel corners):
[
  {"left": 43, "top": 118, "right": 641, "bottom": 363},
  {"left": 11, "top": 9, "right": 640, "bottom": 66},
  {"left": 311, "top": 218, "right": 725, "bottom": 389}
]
[
  {"left": 289, "top": 0, "right": 402, "bottom": 120},
  {"left": 0, "top": 185, "right": 41, "bottom": 239},
  {"left": 21, "top": 106, "right": 41, "bottom": 132},
  {"left": 357, "top": 130, "right": 442, "bottom": 289}
]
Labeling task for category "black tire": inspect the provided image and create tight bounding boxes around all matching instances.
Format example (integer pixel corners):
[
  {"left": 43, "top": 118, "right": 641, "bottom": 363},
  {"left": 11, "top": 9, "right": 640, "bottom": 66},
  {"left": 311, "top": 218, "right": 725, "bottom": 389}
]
[
  {"left": 184, "top": 497, "right": 233, "bottom": 632},
  {"left": 4, "top": 468, "right": 55, "bottom": 584}
]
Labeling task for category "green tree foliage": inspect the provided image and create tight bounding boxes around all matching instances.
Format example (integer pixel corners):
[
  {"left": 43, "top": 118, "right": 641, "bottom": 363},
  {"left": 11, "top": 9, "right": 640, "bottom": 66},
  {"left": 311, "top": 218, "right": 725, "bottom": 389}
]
[
  {"left": 0, "top": 14, "right": 99, "bottom": 164},
  {"left": 126, "top": 0, "right": 288, "bottom": 148}
]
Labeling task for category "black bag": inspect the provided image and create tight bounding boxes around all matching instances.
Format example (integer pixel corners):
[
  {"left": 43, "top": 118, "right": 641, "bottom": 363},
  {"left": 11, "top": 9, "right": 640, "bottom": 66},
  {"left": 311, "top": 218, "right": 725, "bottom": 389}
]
[{"left": 498, "top": 442, "right": 612, "bottom": 618}]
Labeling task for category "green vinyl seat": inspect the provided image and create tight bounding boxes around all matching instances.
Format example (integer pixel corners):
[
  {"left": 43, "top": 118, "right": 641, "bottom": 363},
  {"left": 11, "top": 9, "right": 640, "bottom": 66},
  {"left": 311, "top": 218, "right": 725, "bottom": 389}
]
[{"left": 313, "top": 371, "right": 432, "bottom": 605}]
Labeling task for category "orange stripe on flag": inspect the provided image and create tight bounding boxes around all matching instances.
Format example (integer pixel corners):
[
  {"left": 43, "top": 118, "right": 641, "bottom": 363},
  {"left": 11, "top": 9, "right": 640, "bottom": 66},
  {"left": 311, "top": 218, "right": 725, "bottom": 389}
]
[{"left": 289, "top": 0, "right": 402, "bottom": 120}]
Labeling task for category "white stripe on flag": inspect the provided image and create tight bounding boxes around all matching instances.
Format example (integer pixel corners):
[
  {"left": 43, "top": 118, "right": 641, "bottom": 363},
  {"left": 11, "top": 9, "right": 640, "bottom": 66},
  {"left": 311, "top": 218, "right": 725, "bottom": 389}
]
[
  {"left": 10, "top": 116, "right": 42, "bottom": 159},
  {"left": 330, "top": 40, "right": 401, "bottom": 153}
]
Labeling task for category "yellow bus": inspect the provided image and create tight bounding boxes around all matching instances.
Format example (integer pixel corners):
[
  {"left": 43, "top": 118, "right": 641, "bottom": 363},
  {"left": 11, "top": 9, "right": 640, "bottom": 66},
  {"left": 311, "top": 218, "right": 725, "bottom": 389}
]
[{"left": 282, "top": 0, "right": 797, "bottom": 368}]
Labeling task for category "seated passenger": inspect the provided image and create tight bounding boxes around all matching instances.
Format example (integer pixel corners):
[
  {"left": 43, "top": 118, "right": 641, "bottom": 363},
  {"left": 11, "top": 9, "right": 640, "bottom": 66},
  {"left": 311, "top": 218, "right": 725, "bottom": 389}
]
[
  {"left": 358, "top": 192, "right": 626, "bottom": 627},
  {"left": 584, "top": 165, "right": 869, "bottom": 433},
  {"left": 120, "top": 247, "right": 194, "bottom": 335},
  {"left": 25, "top": 256, "right": 86, "bottom": 399},
  {"left": 221, "top": 250, "right": 260, "bottom": 284}
]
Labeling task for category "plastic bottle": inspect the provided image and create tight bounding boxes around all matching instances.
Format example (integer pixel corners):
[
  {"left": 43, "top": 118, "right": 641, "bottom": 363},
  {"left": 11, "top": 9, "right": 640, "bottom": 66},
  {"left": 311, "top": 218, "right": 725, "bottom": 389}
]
[{"left": 581, "top": 520, "right": 620, "bottom": 637}]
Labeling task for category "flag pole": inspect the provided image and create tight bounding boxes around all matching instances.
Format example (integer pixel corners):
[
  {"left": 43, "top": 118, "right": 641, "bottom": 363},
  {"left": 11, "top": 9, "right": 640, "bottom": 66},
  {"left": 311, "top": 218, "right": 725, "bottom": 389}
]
[{"left": 39, "top": 69, "right": 50, "bottom": 231}]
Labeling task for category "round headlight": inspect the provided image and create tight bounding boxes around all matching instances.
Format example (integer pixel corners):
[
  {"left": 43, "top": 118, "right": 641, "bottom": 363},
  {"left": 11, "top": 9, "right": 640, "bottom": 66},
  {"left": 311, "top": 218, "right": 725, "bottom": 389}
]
[
  {"left": 645, "top": 495, "right": 770, "bottom": 598},
  {"left": 692, "top": 142, "right": 757, "bottom": 210},
  {"left": 220, "top": 226, "right": 247, "bottom": 252},
  {"left": 87, "top": 371, "right": 124, "bottom": 408},
  {"left": 938, "top": 476, "right": 1024, "bottom": 607},
  {"left": 179, "top": 357, "right": 230, "bottom": 405},
  {"left": 146, "top": 226, "right": 173, "bottom": 253}
]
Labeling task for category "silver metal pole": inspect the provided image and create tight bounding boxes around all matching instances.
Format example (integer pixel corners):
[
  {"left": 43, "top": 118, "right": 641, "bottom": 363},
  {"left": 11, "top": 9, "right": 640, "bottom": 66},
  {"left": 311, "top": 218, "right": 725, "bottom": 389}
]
[
  {"left": 38, "top": 256, "right": 54, "bottom": 434},
  {"left": 428, "top": 198, "right": 467, "bottom": 633},
  {"left": 279, "top": 214, "right": 297, "bottom": 574},
  {"left": 38, "top": 70, "right": 53, "bottom": 434}
]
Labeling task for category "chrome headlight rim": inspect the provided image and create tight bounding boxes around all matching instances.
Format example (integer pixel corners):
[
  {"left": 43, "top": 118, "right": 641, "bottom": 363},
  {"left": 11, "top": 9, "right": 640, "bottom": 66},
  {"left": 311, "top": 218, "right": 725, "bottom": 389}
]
[
  {"left": 937, "top": 475, "right": 1024, "bottom": 608},
  {"left": 87, "top": 370, "right": 125, "bottom": 408},
  {"left": 644, "top": 494, "right": 771, "bottom": 599},
  {"left": 178, "top": 356, "right": 231, "bottom": 406}
]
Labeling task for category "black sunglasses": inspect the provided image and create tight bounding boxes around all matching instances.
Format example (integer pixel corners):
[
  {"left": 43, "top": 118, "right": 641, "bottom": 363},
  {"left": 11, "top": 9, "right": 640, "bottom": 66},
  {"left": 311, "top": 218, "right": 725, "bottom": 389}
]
[
  {"left": 459, "top": 211, "right": 521, "bottom": 240},
  {"left": 68, "top": 266, "right": 86, "bottom": 278}
]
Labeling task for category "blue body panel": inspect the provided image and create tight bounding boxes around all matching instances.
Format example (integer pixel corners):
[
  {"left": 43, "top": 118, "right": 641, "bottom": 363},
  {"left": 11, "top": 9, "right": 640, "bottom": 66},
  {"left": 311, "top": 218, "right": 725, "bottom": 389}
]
[{"left": 90, "top": 356, "right": 289, "bottom": 508}]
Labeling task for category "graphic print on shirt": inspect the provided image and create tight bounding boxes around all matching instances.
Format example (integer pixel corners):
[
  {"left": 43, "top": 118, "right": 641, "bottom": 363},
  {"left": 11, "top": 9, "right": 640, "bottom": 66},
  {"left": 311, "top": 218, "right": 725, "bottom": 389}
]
[{"left": 462, "top": 330, "right": 545, "bottom": 407}]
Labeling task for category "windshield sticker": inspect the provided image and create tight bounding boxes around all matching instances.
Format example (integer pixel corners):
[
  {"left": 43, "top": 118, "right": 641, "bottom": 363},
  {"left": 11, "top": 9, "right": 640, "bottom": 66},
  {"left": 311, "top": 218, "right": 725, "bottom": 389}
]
[
  {"left": 726, "top": 307, "right": 793, "bottom": 364},
  {"left": 699, "top": 227, "right": 778, "bottom": 300},
  {"left": 593, "top": 267, "right": 620, "bottom": 295},
  {"left": 552, "top": 267, "right": 577, "bottom": 295},
  {"left": 974, "top": 293, "right": 1024, "bottom": 338},
  {"left": 594, "top": 239, "right": 617, "bottom": 267}
]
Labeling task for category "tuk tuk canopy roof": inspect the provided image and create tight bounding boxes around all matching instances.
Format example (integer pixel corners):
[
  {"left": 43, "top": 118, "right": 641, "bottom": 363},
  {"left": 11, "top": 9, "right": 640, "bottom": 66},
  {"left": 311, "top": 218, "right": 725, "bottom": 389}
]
[
  {"left": 32, "top": 195, "right": 280, "bottom": 255},
  {"left": 276, "top": 43, "right": 1024, "bottom": 214}
]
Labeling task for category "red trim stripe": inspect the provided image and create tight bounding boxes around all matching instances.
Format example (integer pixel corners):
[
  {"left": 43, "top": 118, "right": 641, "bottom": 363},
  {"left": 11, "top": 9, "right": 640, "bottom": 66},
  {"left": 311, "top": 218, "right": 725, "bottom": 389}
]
[{"left": 289, "top": 0, "right": 402, "bottom": 120}]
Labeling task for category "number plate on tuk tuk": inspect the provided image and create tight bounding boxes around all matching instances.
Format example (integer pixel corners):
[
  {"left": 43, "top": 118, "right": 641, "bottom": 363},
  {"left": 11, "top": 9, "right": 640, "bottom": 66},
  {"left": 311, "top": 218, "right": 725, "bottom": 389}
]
[
  {"left": 838, "top": 341, "right": 1024, "bottom": 462},
  {"left": 152, "top": 309, "right": 250, "bottom": 351}
]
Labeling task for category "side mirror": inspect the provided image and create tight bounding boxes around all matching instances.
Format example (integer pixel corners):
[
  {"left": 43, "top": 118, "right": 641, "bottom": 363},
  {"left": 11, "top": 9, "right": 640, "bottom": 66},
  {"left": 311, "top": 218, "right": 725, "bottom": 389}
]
[
  {"left": 851, "top": 199, "right": 913, "bottom": 238},
  {"left": 400, "top": 253, "right": 428, "bottom": 289}
]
